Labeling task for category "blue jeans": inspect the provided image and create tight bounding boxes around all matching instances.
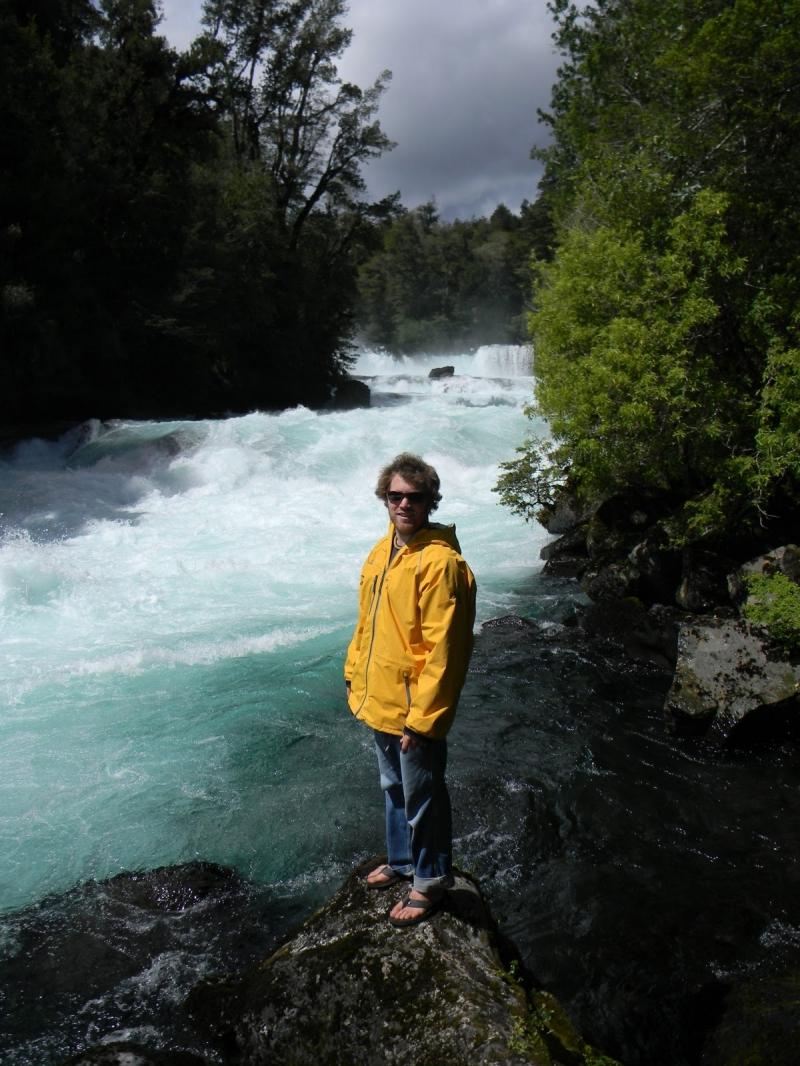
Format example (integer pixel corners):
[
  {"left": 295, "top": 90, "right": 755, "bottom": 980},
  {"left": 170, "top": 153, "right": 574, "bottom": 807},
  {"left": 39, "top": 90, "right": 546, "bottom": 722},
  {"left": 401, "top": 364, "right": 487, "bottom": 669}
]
[{"left": 373, "top": 729, "right": 453, "bottom": 895}]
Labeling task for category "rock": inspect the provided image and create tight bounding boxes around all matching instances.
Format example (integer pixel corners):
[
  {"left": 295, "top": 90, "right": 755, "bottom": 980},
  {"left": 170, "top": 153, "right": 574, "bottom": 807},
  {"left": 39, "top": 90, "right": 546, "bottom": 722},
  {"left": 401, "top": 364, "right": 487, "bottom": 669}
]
[
  {"left": 428, "top": 365, "right": 455, "bottom": 379},
  {"left": 63, "top": 1042, "right": 208, "bottom": 1065},
  {"left": 700, "top": 970, "right": 800, "bottom": 1066},
  {"left": 577, "top": 599, "right": 679, "bottom": 670},
  {"left": 664, "top": 619, "right": 800, "bottom": 741},
  {"left": 534, "top": 488, "right": 591, "bottom": 536},
  {"left": 326, "top": 377, "right": 370, "bottom": 409},
  {"left": 540, "top": 526, "right": 589, "bottom": 579},
  {"left": 581, "top": 560, "right": 639, "bottom": 602},
  {"left": 676, "top": 550, "right": 733, "bottom": 612},
  {"left": 627, "top": 537, "right": 682, "bottom": 604},
  {"left": 187, "top": 858, "right": 620, "bottom": 1066},
  {"left": 728, "top": 544, "right": 800, "bottom": 603},
  {"left": 584, "top": 492, "right": 670, "bottom": 564}
]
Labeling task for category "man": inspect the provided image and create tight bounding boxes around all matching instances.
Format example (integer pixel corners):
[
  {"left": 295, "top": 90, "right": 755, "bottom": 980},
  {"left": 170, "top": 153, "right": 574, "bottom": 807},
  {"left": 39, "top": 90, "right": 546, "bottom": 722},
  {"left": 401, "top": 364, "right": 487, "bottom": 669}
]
[{"left": 344, "top": 453, "right": 476, "bottom": 927}]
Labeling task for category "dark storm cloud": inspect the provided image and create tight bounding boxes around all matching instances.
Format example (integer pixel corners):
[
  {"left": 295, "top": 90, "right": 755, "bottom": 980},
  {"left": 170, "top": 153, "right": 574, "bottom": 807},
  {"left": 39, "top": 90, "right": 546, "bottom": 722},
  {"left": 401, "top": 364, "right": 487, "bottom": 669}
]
[{"left": 160, "top": 0, "right": 560, "bottom": 219}]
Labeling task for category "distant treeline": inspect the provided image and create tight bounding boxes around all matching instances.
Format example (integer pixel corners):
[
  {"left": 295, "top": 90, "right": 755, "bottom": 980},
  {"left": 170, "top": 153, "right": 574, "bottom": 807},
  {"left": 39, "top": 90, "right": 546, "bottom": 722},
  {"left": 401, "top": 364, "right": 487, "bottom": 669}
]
[
  {"left": 1, "top": 0, "right": 399, "bottom": 429},
  {"left": 1, "top": 0, "right": 551, "bottom": 433},
  {"left": 356, "top": 198, "right": 552, "bottom": 355}
]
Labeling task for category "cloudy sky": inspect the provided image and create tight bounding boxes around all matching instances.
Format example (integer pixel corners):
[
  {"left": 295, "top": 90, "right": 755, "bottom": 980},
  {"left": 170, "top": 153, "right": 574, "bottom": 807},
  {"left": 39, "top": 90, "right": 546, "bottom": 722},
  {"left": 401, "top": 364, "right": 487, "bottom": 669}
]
[{"left": 159, "top": 0, "right": 561, "bottom": 220}]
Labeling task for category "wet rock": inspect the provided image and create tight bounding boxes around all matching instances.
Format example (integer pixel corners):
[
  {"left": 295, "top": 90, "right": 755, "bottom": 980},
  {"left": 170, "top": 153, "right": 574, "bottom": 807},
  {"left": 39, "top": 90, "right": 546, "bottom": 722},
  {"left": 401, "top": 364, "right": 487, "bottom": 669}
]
[
  {"left": 481, "top": 613, "right": 537, "bottom": 632},
  {"left": 577, "top": 599, "right": 679, "bottom": 671},
  {"left": 326, "top": 376, "right": 371, "bottom": 409},
  {"left": 64, "top": 1042, "right": 208, "bottom": 1065},
  {"left": 429, "top": 365, "right": 455, "bottom": 378},
  {"left": 700, "top": 970, "right": 800, "bottom": 1066},
  {"left": 4, "top": 862, "right": 288, "bottom": 1066},
  {"left": 540, "top": 526, "right": 589, "bottom": 579},
  {"left": 664, "top": 619, "right": 800, "bottom": 740},
  {"left": 581, "top": 560, "right": 639, "bottom": 602},
  {"left": 188, "top": 858, "right": 619, "bottom": 1066}
]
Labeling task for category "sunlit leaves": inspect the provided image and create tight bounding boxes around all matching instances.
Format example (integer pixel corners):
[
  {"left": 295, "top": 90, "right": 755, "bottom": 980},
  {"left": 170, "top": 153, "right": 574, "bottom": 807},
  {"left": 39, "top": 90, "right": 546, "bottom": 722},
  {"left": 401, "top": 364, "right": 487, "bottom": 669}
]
[{"left": 501, "top": 0, "right": 800, "bottom": 543}]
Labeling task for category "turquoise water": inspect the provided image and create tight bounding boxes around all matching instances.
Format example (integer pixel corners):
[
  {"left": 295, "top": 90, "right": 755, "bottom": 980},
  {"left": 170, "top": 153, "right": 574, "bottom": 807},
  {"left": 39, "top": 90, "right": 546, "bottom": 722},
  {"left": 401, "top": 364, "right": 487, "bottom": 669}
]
[
  {"left": 5, "top": 348, "right": 800, "bottom": 1066},
  {"left": 0, "top": 347, "right": 547, "bottom": 914}
]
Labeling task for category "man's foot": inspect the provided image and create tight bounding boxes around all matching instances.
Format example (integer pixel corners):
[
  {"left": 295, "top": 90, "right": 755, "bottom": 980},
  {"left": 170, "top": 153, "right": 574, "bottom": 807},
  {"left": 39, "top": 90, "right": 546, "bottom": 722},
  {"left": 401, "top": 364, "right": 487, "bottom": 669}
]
[
  {"left": 365, "top": 864, "right": 409, "bottom": 890},
  {"left": 388, "top": 889, "right": 442, "bottom": 927}
]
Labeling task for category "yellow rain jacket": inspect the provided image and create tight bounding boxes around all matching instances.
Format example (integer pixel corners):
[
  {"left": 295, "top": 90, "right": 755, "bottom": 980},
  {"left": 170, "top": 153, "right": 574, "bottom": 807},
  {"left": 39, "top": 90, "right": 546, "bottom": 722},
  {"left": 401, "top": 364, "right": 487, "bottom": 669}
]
[{"left": 345, "top": 521, "right": 476, "bottom": 740}]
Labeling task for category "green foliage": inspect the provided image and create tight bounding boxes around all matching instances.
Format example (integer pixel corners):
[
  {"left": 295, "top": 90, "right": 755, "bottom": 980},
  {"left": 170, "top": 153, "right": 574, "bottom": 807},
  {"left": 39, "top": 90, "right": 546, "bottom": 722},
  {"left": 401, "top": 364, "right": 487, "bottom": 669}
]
[
  {"left": 743, "top": 573, "right": 800, "bottom": 655},
  {"left": 493, "top": 431, "right": 565, "bottom": 521},
  {"left": 499, "top": 0, "right": 800, "bottom": 545},
  {"left": 0, "top": 0, "right": 393, "bottom": 428},
  {"left": 531, "top": 189, "right": 747, "bottom": 498}
]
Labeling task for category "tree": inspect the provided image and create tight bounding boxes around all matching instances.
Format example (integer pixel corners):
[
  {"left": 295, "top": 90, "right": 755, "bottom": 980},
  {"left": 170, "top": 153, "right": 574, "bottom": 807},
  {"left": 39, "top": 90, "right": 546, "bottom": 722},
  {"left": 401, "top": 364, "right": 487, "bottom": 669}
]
[
  {"left": 194, "top": 0, "right": 395, "bottom": 404},
  {"left": 356, "top": 200, "right": 550, "bottom": 354},
  {"left": 1, "top": 0, "right": 394, "bottom": 427},
  {"left": 497, "top": 0, "right": 800, "bottom": 544},
  {"left": 1, "top": 0, "right": 219, "bottom": 423}
]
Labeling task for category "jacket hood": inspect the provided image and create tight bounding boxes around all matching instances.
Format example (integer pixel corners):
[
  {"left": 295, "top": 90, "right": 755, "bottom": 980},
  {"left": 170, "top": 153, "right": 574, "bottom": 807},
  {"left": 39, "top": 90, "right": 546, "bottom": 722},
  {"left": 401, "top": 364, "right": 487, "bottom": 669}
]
[{"left": 386, "top": 520, "right": 462, "bottom": 554}]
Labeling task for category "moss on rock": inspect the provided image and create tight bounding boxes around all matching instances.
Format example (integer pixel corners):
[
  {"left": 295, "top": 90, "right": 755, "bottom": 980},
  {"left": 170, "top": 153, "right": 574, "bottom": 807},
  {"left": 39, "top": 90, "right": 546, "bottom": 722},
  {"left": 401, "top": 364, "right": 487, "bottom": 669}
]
[{"left": 187, "top": 859, "right": 620, "bottom": 1065}]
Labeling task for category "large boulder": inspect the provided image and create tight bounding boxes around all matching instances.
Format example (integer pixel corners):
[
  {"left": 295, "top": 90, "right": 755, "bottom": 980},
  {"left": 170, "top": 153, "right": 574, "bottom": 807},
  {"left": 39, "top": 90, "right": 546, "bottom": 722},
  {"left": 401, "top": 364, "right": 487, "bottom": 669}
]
[
  {"left": 664, "top": 618, "right": 800, "bottom": 741},
  {"left": 428, "top": 365, "right": 455, "bottom": 379},
  {"left": 187, "top": 859, "right": 619, "bottom": 1066},
  {"left": 325, "top": 377, "right": 371, "bottom": 410}
]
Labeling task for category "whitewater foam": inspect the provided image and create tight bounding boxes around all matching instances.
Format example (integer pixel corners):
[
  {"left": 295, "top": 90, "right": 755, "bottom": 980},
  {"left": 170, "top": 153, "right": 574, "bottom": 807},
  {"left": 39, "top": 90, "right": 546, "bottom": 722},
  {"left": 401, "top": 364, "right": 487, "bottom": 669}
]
[{"left": 0, "top": 357, "right": 546, "bottom": 912}]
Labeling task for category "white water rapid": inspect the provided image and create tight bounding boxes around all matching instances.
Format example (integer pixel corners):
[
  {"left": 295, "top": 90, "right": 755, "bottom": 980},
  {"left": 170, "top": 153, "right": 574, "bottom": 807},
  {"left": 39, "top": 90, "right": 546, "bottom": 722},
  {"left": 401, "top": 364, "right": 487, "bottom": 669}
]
[{"left": 0, "top": 345, "right": 548, "bottom": 914}]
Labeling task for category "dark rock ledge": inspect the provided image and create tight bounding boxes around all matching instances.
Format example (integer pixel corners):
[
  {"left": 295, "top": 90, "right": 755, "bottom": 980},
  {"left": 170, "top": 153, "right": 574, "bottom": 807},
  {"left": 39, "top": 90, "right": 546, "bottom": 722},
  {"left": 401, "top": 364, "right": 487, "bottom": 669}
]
[
  {"left": 62, "top": 860, "right": 619, "bottom": 1066},
  {"left": 537, "top": 490, "right": 800, "bottom": 744},
  {"left": 183, "top": 858, "right": 618, "bottom": 1066}
]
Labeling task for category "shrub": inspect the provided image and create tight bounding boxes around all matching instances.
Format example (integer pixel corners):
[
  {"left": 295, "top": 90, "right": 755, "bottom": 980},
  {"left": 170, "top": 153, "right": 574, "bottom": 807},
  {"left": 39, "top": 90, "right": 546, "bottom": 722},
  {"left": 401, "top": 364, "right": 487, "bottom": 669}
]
[{"left": 743, "top": 572, "right": 800, "bottom": 655}]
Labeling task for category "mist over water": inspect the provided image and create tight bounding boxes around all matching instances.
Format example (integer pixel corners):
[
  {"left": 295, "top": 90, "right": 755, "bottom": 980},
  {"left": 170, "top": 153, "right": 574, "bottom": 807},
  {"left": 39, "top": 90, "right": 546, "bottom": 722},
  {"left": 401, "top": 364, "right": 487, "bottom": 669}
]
[{"left": 0, "top": 345, "right": 543, "bottom": 916}]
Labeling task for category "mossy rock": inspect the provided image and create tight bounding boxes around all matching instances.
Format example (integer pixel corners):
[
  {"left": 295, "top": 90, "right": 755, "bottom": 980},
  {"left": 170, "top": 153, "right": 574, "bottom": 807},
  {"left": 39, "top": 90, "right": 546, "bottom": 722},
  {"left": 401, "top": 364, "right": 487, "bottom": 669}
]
[{"left": 187, "top": 860, "right": 619, "bottom": 1065}]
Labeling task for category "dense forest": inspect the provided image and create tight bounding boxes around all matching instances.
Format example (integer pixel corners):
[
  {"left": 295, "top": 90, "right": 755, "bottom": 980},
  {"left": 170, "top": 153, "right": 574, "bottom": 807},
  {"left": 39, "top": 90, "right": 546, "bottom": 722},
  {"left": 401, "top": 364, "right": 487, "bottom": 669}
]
[
  {"left": 356, "top": 197, "right": 552, "bottom": 355},
  {"left": 1, "top": 0, "right": 552, "bottom": 434},
  {"left": 1, "top": 0, "right": 399, "bottom": 430},
  {"left": 497, "top": 0, "right": 800, "bottom": 557}
]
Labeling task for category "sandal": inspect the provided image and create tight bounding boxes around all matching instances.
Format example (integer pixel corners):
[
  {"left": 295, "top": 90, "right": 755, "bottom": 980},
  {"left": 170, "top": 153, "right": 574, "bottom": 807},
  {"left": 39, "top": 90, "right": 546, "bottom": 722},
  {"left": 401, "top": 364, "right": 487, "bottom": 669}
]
[
  {"left": 365, "top": 865, "right": 409, "bottom": 890},
  {"left": 388, "top": 893, "right": 441, "bottom": 928}
]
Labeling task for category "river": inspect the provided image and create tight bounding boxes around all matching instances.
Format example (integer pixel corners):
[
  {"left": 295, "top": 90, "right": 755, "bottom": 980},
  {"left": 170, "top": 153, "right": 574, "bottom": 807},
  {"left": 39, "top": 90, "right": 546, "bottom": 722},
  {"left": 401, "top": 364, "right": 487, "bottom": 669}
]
[{"left": 1, "top": 346, "right": 799, "bottom": 1065}]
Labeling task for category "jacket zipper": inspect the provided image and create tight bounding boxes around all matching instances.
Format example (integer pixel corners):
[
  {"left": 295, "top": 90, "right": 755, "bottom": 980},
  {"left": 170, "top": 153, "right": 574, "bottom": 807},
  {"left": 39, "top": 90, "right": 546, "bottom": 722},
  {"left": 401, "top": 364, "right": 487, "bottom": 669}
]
[{"left": 354, "top": 565, "right": 388, "bottom": 718}]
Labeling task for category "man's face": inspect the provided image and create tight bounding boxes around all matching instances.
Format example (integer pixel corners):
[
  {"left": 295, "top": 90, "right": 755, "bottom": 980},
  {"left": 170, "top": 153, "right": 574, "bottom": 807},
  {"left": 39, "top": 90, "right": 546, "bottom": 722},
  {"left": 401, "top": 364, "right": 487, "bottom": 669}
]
[{"left": 386, "top": 474, "right": 431, "bottom": 541}]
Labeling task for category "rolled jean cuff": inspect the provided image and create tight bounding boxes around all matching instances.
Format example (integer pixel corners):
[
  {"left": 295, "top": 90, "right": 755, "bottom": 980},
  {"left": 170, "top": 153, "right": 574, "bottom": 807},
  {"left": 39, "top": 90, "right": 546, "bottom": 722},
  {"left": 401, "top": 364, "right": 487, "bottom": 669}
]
[{"left": 413, "top": 872, "right": 454, "bottom": 896}]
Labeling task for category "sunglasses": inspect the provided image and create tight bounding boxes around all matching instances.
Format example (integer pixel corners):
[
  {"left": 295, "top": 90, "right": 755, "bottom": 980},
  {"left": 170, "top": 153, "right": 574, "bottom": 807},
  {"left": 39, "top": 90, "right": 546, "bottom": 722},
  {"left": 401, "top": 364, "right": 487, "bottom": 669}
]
[{"left": 386, "top": 491, "right": 428, "bottom": 504}]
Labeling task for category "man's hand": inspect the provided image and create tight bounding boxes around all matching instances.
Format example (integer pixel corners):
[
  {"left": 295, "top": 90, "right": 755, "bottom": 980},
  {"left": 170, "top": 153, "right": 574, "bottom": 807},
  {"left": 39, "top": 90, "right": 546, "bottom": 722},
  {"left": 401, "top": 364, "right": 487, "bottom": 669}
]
[{"left": 400, "top": 732, "right": 420, "bottom": 753}]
